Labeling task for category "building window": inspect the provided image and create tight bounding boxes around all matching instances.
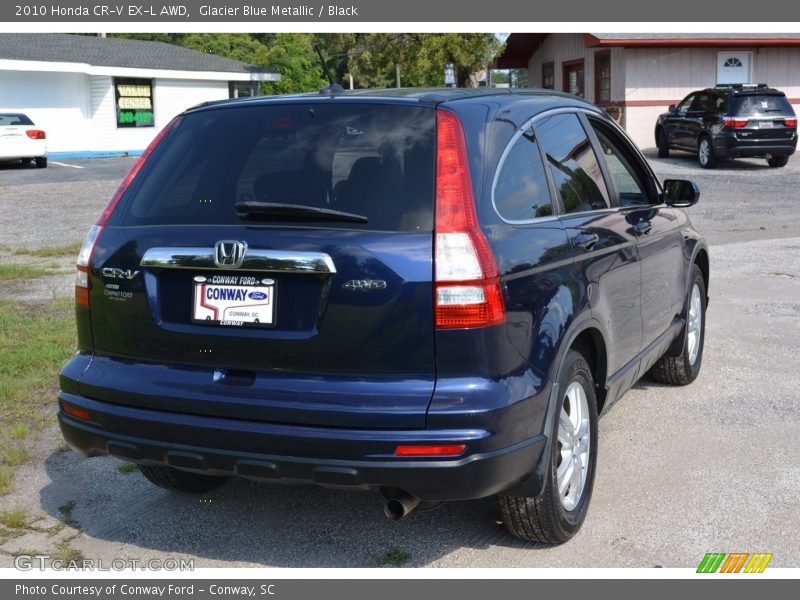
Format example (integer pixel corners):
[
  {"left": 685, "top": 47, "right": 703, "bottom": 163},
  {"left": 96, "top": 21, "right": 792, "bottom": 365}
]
[
  {"left": 563, "top": 60, "right": 585, "bottom": 98},
  {"left": 542, "top": 62, "right": 554, "bottom": 89},
  {"left": 594, "top": 51, "right": 611, "bottom": 104},
  {"left": 114, "top": 78, "right": 154, "bottom": 128}
]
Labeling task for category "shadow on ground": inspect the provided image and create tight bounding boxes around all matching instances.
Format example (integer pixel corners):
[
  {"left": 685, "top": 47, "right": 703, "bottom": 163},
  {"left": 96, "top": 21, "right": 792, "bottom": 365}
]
[{"left": 39, "top": 444, "right": 546, "bottom": 567}]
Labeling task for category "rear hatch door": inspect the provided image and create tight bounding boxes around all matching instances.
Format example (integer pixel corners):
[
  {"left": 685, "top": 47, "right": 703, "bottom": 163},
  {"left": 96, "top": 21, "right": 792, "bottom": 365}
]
[{"left": 84, "top": 101, "right": 437, "bottom": 429}]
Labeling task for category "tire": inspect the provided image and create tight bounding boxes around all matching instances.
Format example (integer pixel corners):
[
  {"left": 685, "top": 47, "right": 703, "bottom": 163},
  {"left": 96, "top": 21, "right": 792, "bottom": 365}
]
[
  {"left": 767, "top": 155, "right": 789, "bottom": 168},
  {"left": 697, "top": 136, "right": 716, "bottom": 169},
  {"left": 656, "top": 128, "right": 670, "bottom": 158},
  {"left": 498, "top": 350, "right": 598, "bottom": 544},
  {"left": 138, "top": 464, "right": 229, "bottom": 493},
  {"left": 35, "top": 157, "right": 47, "bottom": 168},
  {"left": 649, "top": 264, "right": 707, "bottom": 386}
]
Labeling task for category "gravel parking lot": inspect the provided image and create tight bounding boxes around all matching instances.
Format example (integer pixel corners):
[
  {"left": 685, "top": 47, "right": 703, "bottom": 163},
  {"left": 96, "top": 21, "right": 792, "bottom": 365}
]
[{"left": 0, "top": 150, "right": 798, "bottom": 568}]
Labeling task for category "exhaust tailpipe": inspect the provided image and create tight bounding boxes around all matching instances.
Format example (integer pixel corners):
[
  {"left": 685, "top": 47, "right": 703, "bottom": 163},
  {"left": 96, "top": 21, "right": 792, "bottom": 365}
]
[{"left": 383, "top": 492, "right": 420, "bottom": 520}]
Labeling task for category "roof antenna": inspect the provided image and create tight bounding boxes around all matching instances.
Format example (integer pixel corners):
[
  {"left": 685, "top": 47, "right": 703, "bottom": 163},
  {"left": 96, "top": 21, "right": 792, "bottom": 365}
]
[{"left": 313, "top": 41, "right": 344, "bottom": 95}]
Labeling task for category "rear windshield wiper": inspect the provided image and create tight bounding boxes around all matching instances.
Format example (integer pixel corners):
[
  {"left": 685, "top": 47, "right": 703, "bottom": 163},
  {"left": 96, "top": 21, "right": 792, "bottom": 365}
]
[{"left": 235, "top": 201, "right": 368, "bottom": 224}]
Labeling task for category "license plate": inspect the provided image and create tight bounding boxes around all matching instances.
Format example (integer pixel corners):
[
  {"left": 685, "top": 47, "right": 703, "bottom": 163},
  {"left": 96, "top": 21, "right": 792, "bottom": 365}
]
[
  {"left": 192, "top": 275, "right": 275, "bottom": 327},
  {"left": 759, "top": 120, "right": 773, "bottom": 128}
]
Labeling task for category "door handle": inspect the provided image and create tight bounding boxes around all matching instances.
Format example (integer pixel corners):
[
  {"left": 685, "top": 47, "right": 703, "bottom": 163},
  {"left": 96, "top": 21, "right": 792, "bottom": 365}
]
[
  {"left": 634, "top": 220, "right": 652, "bottom": 236},
  {"left": 574, "top": 231, "right": 599, "bottom": 251}
]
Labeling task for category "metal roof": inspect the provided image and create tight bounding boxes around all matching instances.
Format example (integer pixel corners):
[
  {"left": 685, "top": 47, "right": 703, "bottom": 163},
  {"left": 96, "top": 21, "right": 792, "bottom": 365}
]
[{"left": 0, "top": 33, "right": 278, "bottom": 76}]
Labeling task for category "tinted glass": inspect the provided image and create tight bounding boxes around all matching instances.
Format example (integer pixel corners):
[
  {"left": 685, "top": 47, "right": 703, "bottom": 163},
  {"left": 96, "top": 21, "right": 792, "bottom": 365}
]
[
  {"left": 111, "top": 103, "right": 436, "bottom": 232},
  {"left": 592, "top": 126, "right": 650, "bottom": 207},
  {"left": 494, "top": 128, "right": 553, "bottom": 221},
  {"left": 536, "top": 113, "right": 609, "bottom": 214},
  {"left": 733, "top": 94, "right": 794, "bottom": 116},
  {"left": 0, "top": 113, "right": 34, "bottom": 126}
]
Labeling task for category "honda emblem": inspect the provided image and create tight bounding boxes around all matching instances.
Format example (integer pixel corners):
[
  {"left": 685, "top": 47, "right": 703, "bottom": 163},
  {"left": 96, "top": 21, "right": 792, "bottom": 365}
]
[{"left": 214, "top": 241, "right": 247, "bottom": 269}]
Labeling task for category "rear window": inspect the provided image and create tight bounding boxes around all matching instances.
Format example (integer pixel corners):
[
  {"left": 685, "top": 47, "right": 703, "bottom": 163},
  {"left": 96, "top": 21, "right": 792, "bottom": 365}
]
[
  {"left": 111, "top": 103, "right": 436, "bottom": 232},
  {"left": 733, "top": 94, "right": 794, "bottom": 116},
  {"left": 0, "top": 113, "right": 34, "bottom": 126}
]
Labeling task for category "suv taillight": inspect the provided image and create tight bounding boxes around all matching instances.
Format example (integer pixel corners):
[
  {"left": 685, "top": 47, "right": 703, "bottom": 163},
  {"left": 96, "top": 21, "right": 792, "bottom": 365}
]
[
  {"left": 434, "top": 110, "right": 505, "bottom": 329},
  {"left": 25, "top": 129, "right": 46, "bottom": 140},
  {"left": 74, "top": 117, "right": 180, "bottom": 308},
  {"left": 784, "top": 117, "right": 798, "bottom": 128},
  {"left": 722, "top": 117, "right": 749, "bottom": 128}
]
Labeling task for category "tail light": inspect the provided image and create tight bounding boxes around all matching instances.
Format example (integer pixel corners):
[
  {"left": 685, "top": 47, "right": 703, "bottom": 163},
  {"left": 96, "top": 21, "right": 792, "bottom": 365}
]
[
  {"left": 434, "top": 110, "right": 505, "bottom": 329},
  {"left": 722, "top": 117, "right": 749, "bottom": 128},
  {"left": 75, "top": 117, "right": 181, "bottom": 308},
  {"left": 25, "top": 129, "right": 46, "bottom": 139},
  {"left": 784, "top": 117, "right": 797, "bottom": 128}
]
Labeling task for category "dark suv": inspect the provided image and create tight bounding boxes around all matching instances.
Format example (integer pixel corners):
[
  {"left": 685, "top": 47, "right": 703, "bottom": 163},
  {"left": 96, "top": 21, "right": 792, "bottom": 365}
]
[
  {"left": 655, "top": 84, "right": 798, "bottom": 168},
  {"left": 59, "top": 89, "right": 708, "bottom": 544}
]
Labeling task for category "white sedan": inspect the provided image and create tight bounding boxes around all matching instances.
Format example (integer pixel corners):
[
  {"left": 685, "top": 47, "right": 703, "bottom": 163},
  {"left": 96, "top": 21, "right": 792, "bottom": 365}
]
[{"left": 0, "top": 113, "right": 47, "bottom": 168}]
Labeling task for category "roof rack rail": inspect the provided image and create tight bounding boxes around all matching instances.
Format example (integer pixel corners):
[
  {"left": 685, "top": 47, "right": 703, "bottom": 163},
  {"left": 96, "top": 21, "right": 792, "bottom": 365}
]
[{"left": 714, "top": 83, "right": 769, "bottom": 89}]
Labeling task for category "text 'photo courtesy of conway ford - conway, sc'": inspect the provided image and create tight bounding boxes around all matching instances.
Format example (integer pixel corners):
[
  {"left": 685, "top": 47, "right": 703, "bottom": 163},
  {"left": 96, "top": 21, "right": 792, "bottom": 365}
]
[{"left": 59, "top": 87, "right": 708, "bottom": 544}]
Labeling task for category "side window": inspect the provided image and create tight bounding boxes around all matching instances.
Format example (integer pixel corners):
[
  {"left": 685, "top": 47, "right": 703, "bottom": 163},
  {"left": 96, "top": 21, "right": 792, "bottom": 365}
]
[
  {"left": 676, "top": 94, "right": 695, "bottom": 116},
  {"left": 714, "top": 94, "right": 728, "bottom": 113},
  {"left": 589, "top": 120, "right": 654, "bottom": 207},
  {"left": 493, "top": 127, "right": 554, "bottom": 221},
  {"left": 691, "top": 93, "right": 711, "bottom": 112},
  {"left": 536, "top": 113, "right": 610, "bottom": 214}
]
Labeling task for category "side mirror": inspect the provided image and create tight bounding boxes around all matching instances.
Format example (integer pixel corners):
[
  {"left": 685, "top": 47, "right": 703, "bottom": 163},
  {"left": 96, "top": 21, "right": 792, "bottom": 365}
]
[
  {"left": 663, "top": 179, "right": 700, "bottom": 207},
  {"left": 668, "top": 104, "right": 677, "bottom": 114}
]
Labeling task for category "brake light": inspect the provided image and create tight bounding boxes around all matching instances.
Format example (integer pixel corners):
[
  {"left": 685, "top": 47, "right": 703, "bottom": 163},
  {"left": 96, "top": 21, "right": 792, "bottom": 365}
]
[
  {"left": 394, "top": 444, "right": 466, "bottom": 457},
  {"left": 784, "top": 117, "right": 797, "bottom": 128},
  {"left": 722, "top": 117, "right": 749, "bottom": 128},
  {"left": 96, "top": 116, "right": 181, "bottom": 226},
  {"left": 25, "top": 129, "right": 46, "bottom": 139},
  {"left": 75, "top": 225, "right": 102, "bottom": 308},
  {"left": 434, "top": 110, "right": 505, "bottom": 329}
]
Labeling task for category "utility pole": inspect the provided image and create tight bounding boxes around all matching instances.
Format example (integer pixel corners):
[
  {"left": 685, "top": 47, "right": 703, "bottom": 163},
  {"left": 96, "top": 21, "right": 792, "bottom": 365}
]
[{"left": 395, "top": 63, "right": 401, "bottom": 88}]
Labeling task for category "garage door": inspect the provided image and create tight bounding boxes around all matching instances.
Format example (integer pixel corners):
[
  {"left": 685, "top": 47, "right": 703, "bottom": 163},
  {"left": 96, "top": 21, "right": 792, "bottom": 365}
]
[{"left": 717, "top": 51, "right": 752, "bottom": 85}]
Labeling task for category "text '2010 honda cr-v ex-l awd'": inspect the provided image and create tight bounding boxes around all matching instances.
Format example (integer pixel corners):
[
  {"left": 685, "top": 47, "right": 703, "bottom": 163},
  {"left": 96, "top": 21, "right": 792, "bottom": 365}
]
[{"left": 59, "top": 88, "right": 708, "bottom": 544}]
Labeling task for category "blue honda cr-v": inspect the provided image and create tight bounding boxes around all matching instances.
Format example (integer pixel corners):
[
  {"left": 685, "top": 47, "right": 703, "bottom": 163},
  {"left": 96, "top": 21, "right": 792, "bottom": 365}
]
[{"left": 59, "top": 88, "right": 708, "bottom": 544}]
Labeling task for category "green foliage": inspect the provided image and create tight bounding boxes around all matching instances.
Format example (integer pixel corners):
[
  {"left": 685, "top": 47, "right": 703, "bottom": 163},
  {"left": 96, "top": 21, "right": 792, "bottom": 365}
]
[
  {"left": 109, "top": 32, "right": 505, "bottom": 93},
  {"left": 261, "top": 33, "right": 327, "bottom": 94}
]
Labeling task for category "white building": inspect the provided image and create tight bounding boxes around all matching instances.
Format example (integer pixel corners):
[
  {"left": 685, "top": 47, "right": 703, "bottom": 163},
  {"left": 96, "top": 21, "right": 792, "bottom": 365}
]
[
  {"left": 0, "top": 34, "right": 280, "bottom": 156},
  {"left": 497, "top": 33, "right": 800, "bottom": 149}
]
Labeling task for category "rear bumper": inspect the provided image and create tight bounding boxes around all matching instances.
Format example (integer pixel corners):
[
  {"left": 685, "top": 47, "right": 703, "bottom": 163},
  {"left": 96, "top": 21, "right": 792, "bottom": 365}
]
[
  {"left": 713, "top": 132, "right": 797, "bottom": 158},
  {"left": 57, "top": 391, "right": 546, "bottom": 501}
]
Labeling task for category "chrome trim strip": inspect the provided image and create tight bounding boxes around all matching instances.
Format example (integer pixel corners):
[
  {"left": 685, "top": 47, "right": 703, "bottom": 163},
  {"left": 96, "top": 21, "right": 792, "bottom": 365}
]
[{"left": 141, "top": 247, "right": 337, "bottom": 275}]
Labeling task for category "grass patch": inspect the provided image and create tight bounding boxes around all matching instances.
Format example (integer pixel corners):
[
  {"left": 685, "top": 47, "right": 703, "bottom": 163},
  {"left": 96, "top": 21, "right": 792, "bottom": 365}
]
[
  {"left": 0, "top": 264, "right": 56, "bottom": 281},
  {"left": 117, "top": 462, "right": 138, "bottom": 475},
  {"left": 0, "top": 466, "right": 12, "bottom": 495},
  {"left": 1, "top": 445, "right": 31, "bottom": 466},
  {"left": 53, "top": 541, "right": 84, "bottom": 563},
  {"left": 12, "top": 242, "right": 82, "bottom": 259},
  {"left": 0, "top": 297, "right": 75, "bottom": 495},
  {"left": 375, "top": 549, "right": 412, "bottom": 567},
  {"left": 9, "top": 423, "right": 28, "bottom": 441},
  {"left": 0, "top": 506, "right": 28, "bottom": 529}
]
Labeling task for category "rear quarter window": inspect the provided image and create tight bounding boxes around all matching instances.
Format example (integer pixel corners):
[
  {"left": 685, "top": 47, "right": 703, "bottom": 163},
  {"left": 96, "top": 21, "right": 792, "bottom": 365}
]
[{"left": 111, "top": 103, "right": 436, "bottom": 232}]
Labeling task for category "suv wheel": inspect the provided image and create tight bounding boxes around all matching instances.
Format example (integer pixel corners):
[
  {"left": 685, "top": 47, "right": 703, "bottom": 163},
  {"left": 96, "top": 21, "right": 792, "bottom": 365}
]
[
  {"left": 138, "top": 464, "right": 230, "bottom": 493},
  {"left": 498, "top": 350, "right": 598, "bottom": 544},
  {"left": 35, "top": 157, "right": 47, "bottom": 169},
  {"left": 656, "top": 128, "right": 670, "bottom": 158},
  {"left": 697, "top": 136, "right": 716, "bottom": 169},
  {"left": 767, "top": 155, "right": 789, "bottom": 168},
  {"left": 649, "top": 264, "right": 706, "bottom": 385}
]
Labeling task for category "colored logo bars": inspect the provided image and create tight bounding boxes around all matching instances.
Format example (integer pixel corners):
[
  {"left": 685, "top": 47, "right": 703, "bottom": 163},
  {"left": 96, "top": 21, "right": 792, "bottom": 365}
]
[{"left": 697, "top": 552, "right": 773, "bottom": 573}]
